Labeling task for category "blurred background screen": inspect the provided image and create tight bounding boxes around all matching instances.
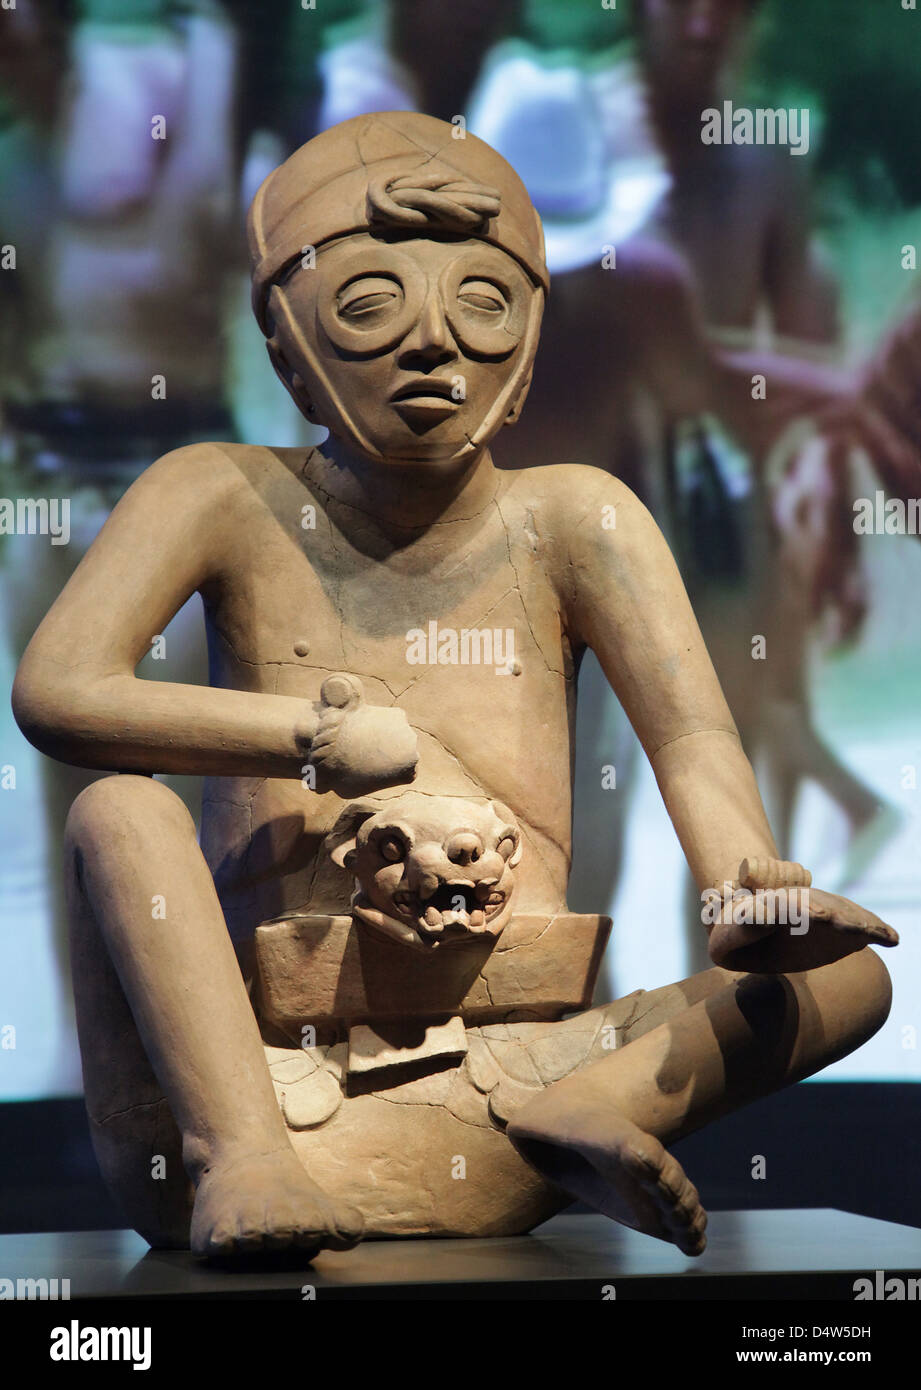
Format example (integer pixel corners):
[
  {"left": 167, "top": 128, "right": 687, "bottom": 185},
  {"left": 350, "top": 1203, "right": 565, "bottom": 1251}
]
[{"left": 1, "top": 0, "right": 920, "bottom": 1105}]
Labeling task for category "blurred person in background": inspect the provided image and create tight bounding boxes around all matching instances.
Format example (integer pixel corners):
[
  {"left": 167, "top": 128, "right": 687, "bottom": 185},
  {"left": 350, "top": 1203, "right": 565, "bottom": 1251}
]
[
  {"left": 0, "top": 0, "right": 245, "bottom": 1085},
  {"left": 626, "top": 0, "right": 896, "bottom": 929},
  {"left": 318, "top": 0, "right": 523, "bottom": 129},
  {"left": 764, "top": 296, "right": 921, "bottom": 888}
]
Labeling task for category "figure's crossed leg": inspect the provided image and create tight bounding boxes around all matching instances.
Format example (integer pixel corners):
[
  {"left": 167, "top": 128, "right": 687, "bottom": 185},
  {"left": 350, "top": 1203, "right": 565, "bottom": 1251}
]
[{"left": 508, "top": 951, "right": 891, "bottom": 1256}]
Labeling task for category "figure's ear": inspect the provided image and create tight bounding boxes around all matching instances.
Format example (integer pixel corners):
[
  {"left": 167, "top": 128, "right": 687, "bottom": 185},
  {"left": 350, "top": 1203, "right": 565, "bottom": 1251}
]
[
  {"left": 266, "top": 337, "right": 317, "bottom": 418},
  {"left": 505, "top": 834, "right": 523, "bottom": 868},
  {"left": 265, "top": 290, "right": 320, "bottom": 420},
  {"left": 324, "top": 802, "right": 380, "bottom": 870},
  {"left": 490, "top": 801, "right": 523, "bottom": 867},
  {"left": 504, "top": 366, "right": 533, "bottom": 426}
]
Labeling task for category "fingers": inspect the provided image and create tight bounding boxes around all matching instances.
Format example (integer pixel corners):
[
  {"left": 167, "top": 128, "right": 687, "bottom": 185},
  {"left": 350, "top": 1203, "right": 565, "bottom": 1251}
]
[
  {"left": 739, "top": 857, "right": 812, "bottom": 890},
  {"left": 805, "top": 888, "right": 899, "bottom": 946},
  {"left": 829, "top": 919, "right": 899, "bottom": 947},
  {"left": 320, "top": 673, "right": 363, "bottom": 711}
]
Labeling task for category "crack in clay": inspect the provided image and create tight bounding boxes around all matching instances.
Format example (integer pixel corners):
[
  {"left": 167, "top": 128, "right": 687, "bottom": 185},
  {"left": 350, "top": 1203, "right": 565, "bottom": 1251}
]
[
  {"left": 212, "top": 621, "right": 338, "bottom": 677},
  {"left": 372, "top": 1089, "right": 492, "bottom": 1132},
  {"left": 307, "top": 469, "right": 500, "bottom": 531},
  {"left": 94, "top": 1098, "right": 165, "bottom": 1127},
  {"left": 493, "top": 495, "right": 566, "bottom": 677},
  {"left": 385, "top": 584, "right": 519, "bottom": 699},
  {"left": 492, "top": 909, "right": 560, "bottom": 956},
  {"left": 650, "top": 725, "right": 741, "bottom": 763}
]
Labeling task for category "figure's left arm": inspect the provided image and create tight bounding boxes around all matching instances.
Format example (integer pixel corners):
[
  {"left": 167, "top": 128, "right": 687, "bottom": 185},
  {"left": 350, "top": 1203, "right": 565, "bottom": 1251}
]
[
  {"left": 562, "top": 473, "right": 777, "bottom": 892},
  {"left": 559, "top": 472, "right": 897, "bottom": 971}
]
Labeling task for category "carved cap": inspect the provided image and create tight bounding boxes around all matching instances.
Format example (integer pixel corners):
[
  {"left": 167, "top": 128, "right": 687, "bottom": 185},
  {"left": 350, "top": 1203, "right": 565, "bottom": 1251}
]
[{"left": 247, "top": 111, "right": 549, "bottom": 333}]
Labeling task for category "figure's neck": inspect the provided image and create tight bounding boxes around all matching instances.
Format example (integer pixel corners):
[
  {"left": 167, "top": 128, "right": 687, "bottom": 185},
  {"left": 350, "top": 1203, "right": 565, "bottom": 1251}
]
[{"left": 309, "top": 437, "right": 499, "bottom": 533}]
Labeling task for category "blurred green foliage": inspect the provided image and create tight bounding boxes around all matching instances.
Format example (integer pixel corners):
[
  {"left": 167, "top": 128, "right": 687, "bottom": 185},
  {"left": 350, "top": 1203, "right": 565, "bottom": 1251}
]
[{"left": 753, "top": 0, "right": 921, "bottom": 204}]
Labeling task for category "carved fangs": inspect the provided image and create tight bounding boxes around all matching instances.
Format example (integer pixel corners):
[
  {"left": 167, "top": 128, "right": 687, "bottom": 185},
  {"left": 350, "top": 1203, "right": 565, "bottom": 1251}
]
[{"left": 391, "top": 882, "right": 506, "bottom": 940}]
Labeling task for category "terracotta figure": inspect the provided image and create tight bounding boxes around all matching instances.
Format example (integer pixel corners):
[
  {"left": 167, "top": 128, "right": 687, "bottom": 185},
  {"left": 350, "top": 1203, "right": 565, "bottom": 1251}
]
[{"left": 13, "top": 113, "right": 896, "bottom": 1261}]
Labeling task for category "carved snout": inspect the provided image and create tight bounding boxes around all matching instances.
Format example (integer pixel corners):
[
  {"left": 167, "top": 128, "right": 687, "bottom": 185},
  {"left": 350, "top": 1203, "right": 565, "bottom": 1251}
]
[{"left": 406, "top": 844, "right": 508, "bottom": 900}]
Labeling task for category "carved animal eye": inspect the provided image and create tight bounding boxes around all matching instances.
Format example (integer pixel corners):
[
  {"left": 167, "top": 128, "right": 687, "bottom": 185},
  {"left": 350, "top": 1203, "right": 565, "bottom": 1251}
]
[
  {"left": 497, "top": 834, "right": 518, "bottom": 861},
  {"left": 457, "top": 279, "right": 506, "bottom": 314},
  {"left": 377, "top": 833, "right": 407, "bottom": 863},
  {"left": 338, "top": 276, "right": 403, "bottom": 320}
]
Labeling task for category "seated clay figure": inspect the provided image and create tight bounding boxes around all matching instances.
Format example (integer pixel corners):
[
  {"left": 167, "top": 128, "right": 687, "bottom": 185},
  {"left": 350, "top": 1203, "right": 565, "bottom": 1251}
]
[{"left": 13, "top": 112, "right": 897, "bottom": 1261}]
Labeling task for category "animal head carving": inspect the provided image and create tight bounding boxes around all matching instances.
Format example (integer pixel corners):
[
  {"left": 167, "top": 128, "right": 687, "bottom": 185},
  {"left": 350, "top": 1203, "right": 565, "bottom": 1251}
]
[{"left": 325, "top": 792, "right": 522, "bottom": 951}]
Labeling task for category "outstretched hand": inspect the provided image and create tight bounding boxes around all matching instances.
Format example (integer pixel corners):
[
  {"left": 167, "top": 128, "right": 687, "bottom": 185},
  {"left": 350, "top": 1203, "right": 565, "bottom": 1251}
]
[{"left": 706, "top": 857, "right": 898, "bottom": 973}]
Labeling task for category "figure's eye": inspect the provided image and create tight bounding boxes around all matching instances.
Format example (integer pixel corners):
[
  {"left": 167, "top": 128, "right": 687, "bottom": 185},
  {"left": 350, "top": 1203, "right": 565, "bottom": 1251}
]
[
  {"left": 497, "top": 834, "right": 518, "bottom": 861},
  {"left": 337, "top": 276, "right": 403, "bottom": 320},
  {"left": 457, "top": 279, "right": 506, "bottom": 314},
  {"left": 377, "top": 832, "right": 407, "bottom": 863}
]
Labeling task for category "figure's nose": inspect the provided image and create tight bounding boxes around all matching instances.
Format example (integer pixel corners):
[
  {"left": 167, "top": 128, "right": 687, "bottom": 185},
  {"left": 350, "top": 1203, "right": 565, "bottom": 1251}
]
[
  {"left": 445, "top": 833, "right": 483, "bottom": 867},
  {"left": 397, "top": 292, "right": 457, "bottom": 368}
]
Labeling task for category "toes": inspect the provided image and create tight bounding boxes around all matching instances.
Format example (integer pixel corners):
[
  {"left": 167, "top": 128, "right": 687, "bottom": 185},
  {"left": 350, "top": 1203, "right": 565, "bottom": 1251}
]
[
  {"left": 313, "top": 1197, "right": 364, "bottom": 1251},
  {"left": 205, "top": 1222, "right": 236, "bottom": 1255},
  {"left": 260, "top": 1206, "right": 301, "bottom": 1251},
  {"left": 326, "top": 1199, "right": 365, "bottom": 1250},
  {"left": 652, "top": 1157, "right": 701, "bottom": 1224},
  {"left": 622, "top": 1133, "right": 668, "bottom": 1184},
  {"left": 290, "top": 1229, "right": 324, "bottom": 1260},
  {"left": 646, "top": 1149, "right": 685, "bottom": 1197},
  {"left": 676, "top": 1210, "right": 708, "bottom": 1256},
  {"left": 626, "top": 1141, "right": 708, "bottom": 1256},
  {"left": 233, "top": 1212, "right": 272, "bottom": 1252}
]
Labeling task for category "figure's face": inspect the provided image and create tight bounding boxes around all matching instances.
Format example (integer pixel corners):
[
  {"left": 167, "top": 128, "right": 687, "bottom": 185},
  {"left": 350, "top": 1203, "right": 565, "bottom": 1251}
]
[
  {"left": 274, "top": 234, "right": 542, "bottom": 466},
  {"left": 638, "top": 0, "right": 755, "bottom": 94}
]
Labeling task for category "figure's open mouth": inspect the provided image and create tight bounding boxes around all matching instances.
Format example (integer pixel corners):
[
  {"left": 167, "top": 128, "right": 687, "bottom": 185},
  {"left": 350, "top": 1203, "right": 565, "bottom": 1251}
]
[
  {"left": 391, "top": 880, "right": 507, "bottom": 938},
  {"left": 390, "top": 377, "right": 458, "bottom": 403},
  {"left": 389, "top": 378, "right": 461, "bottom": 428}
]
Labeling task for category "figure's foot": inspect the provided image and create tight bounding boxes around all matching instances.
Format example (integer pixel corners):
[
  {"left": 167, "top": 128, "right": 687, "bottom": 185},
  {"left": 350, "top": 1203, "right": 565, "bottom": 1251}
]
[
  {"left": 190, "top": 1146, "right": 364, "bottom": 1261},
  {"left": 507, "top": 1098, "right": 707, "bottom": 1257}
]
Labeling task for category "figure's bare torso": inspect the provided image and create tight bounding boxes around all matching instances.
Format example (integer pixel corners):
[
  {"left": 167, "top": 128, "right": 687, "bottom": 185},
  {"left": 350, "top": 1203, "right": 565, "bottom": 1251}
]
[{"left": 198, "top": 445, "right": 584, "bottom": 942}]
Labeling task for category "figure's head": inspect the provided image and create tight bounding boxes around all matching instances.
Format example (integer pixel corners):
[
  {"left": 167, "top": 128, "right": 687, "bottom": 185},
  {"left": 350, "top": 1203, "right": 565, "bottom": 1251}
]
[
  {"left": 247, "top": 112, "right": 548, "bottom": 468},
  {"left": 632, "top": 0, "right": 762, "bottom": 99}
]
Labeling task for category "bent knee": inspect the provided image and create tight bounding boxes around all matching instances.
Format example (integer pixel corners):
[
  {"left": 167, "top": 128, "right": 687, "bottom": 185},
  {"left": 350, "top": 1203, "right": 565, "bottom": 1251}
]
[
  {"left": 845, "top": 945, "right": 893, "bottom": 1034},
  {"left": 66, "top": 774, "right": 197, "bottom": 852},
  {"left": 806, "top": 946, "right": 893, "bottom": 1053}
]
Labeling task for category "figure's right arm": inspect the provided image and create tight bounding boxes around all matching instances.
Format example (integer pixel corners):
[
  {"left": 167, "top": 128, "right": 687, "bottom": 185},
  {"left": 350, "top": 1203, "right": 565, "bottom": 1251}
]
[{"left": 11, "top": 444, "right": 315, "bottom": 778}]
